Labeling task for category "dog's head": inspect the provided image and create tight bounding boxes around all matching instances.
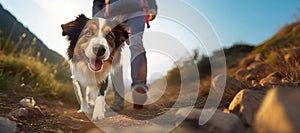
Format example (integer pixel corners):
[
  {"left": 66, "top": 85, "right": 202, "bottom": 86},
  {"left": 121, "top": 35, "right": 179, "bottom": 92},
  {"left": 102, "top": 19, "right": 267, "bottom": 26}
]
[{"left": 61, "top": 14, "right": 128, "bottom": 72}]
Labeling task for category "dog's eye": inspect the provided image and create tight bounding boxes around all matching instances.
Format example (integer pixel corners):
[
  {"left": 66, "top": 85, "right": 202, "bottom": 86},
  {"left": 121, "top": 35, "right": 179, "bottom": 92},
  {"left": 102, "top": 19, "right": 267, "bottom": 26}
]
[{"left": 85, "top": 31, "right": 94, "bottom": 37}]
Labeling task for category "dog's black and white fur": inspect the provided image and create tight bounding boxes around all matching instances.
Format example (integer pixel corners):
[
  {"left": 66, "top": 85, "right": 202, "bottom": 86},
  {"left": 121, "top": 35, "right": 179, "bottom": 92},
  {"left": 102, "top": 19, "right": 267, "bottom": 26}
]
[{"left": 61, "top": 14, "right": 128, "bottom": 121}]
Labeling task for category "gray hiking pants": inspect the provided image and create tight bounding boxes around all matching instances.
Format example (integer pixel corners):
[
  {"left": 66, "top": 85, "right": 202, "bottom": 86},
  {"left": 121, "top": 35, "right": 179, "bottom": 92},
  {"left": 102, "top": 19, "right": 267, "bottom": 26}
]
[
  {"left": 111, "top": 15, "right": 148, "bottom": 98},
  {"left": 92, "top": 5, "right": 148, "bottom": 98}
]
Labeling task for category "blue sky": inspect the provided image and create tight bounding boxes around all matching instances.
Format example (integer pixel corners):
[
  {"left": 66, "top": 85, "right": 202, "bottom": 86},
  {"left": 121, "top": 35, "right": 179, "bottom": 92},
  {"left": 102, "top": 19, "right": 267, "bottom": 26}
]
[
  {"left": 186, "top": 0, "right": 300, "bottom": 46},
  {"left": 1, "top": 0, "right": 299, "bottom": 53},
  {"left": 0, "top": 0, "right": 299, "bottom": 77}
]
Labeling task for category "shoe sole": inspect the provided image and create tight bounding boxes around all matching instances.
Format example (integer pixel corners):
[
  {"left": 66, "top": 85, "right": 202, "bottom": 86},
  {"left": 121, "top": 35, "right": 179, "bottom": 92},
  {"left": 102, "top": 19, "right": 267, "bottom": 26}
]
[{"left": 132, "top": 85, "right": 148, "bottom": 109}]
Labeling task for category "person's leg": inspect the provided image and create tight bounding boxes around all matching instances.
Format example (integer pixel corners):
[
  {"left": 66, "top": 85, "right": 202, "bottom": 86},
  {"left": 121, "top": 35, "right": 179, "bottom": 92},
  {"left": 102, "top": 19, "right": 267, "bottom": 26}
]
[
  {"left": 92, "top": 1, "right": 126, "bottom": 111},
  {"left": 110, "top": 65, "right": 125, "bottom": 111},
  {"left": 127, "top": 16, "right": 148, "bottom": 109}
]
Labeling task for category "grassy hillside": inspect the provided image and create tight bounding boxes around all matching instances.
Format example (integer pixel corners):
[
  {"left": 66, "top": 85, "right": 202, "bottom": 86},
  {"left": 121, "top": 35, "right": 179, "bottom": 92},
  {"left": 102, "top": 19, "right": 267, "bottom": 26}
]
[
  {"left": 0, "top": 4, "right": 64, "bottom": 64},
  {"left": 255, "top": 21, "right": 300, "bottom": 54},
  {"left": 165, "top": 43, "right": 254, "bottom": 85},
  {"left": 236, "top": 20, "right": 300, "bottom": 84},
  {"left": 0, "top": 4, "right": 75, "bottom": 103},
  {"left": 165, "top": 20, "right": 300, "bottom": 101}
]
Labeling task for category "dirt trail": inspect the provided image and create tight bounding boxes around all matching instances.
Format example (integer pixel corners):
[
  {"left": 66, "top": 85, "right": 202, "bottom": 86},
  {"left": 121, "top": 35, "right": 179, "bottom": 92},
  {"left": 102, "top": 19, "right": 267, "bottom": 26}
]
[
  {"left": 0, "top": 81, "right": 201, "bottom": 132},
  {"left": 0, "top": 92, "right": 98, "bottom": 132}
]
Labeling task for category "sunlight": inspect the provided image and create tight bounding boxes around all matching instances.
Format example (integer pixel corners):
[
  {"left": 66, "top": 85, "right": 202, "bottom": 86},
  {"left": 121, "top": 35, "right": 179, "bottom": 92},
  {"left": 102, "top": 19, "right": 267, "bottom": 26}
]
[{"left": 33, "top": 0, "right": 92, "bottom": 22}]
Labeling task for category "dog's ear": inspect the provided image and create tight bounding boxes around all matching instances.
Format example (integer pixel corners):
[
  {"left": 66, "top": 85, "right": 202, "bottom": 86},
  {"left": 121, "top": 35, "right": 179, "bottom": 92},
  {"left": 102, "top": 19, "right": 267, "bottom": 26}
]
[
  {"left": 113, "top": 23, "right": 129, "bottom": 48},
  {"left": 61, "top": 14, "right": 89, "bottom": 60},
  {"left": 61, "top": 14, "right": 89, "bottom": 37}
]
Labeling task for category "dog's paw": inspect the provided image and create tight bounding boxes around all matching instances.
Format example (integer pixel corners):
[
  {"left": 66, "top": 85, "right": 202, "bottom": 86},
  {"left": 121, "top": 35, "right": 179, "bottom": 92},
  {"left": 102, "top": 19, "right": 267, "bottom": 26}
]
[
  {"left": 78, "top": 103, "right": 88, "bottom": 113},
  {"left": 77, "top": 109, "right": 84, "bottom": 113},
  {"left": 92, "top": 96, "right": 105, "bottom": 121},
  {"left": 91, "top": 113, "right": 105, "bottom": 121}
]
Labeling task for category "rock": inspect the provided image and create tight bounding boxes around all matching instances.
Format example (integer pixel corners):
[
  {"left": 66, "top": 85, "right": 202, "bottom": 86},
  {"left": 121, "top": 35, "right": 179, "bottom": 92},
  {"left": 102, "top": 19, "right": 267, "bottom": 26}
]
[
  {"left": 8, "top": 108, "right": 29, "bottom": 118},
  {"left": 229, "top": 89, "right": 265, "bottom": 126},
  {"left": 245, "top": 74, "right": 257, "bottom": 82},
  {"left": 0, "top": 117, "right": 17, "bottom": 133},
  {"left": 212, "top": 74, "right": 247, "bottom": 102},
  {"left": 235, "top": 68, "right": 248, "bottom": 79},
  {"left": 246, "top": 63, "right": 259, "bottom": 71},
  {"left": 8, "top": 106, "right": 44, "bottom": 119},
  {"left": 29, "top": 106, "right": 44, "bottom": 117},
  {"left": 292, "top": 24, "right": 300, "bottom": 33},
  {"left": 281, "top": 78, "right": 293, "bottom": 86},
  {"left": 254, "top": 86, "right": 300, "bottom": 133},
  {"left": 19, "top": 97, "right": 36, "bottom": 107},
  {"left": 284, "top": 53, "right": 294, "bottom": 63},
  {"left": 240, "top": 56, "right": 254, "bottom": 68},
  {"left": 176, "top": 108, "right": 244, "bottom": 133},
  {"left": 259, "top": 72, "right": 283, "bottom": 87},
  {"left": 254, "top": 53, "right": 265, "bottom": 62},
  {"left": 246, "top": 62, "right": 265, "bottom": 73},
  {"left": 0, "top": 93, "right": 7, "bottom": 98},
  {"left": 251, "top": 80, "right": 260, "bottom": 88}
]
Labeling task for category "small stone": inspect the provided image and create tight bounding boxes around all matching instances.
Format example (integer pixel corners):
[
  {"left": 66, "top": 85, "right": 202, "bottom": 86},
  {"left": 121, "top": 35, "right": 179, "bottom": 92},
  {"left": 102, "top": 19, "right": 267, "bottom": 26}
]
[
  {"left": 235, "top": 68, "right": 248, "bottom": 78},
  {"left": 0, "top": 117, "right": 17, "bottom": 133},
  {"left": 245, "top": 74, "right": 257, "bottom": 82},
  {"left": 176, "top": 108, "right": 244, "bottom": 133},
  {"left": 19, "top": 97, "right": 36, "bottom": 107},
  {"left": 8, "top": 108, "right": 29, "bottom": 118},
  {"left": 212, "top": 74, "right": 247, "bottom": 102},
  {"left": 259, "top": 72, "right": 283, "bottom": 87},
  {"left": 28, "top": 106, "right": 44, "bottom": 117},
  {"left": 254, "top": 53, "right": 265, "bottom": 62},
  {"left": 0, "top": 93, "right": 7, "bottom": 98},
  {"left": 251, "top": 80, "right": 259, "bottom": 87},
  {"left": 229, "top": 89, "right": 265, "bottom": 126}
]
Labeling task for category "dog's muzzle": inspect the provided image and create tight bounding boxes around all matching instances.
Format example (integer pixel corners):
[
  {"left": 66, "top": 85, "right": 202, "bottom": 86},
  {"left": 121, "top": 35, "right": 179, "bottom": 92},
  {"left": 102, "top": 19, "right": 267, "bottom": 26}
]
[
  {"left": 93, "top": 45, "right": 106, "bottom": 57},
  {"left": 86, "top": 37, "right": 110, "bottom": 72}
]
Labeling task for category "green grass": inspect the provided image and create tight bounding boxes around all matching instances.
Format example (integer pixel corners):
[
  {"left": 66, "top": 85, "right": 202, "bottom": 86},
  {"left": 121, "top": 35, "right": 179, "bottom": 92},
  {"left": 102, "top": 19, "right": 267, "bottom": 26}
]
[
  {"left": 0, "top": 27, "right": 76, "bottom": 103},
  {"left": 255, "top": 21, "right": 300, "bottom": 54},
  {"left": 0, "top": 53, "right": 75, "bottom": 102}
]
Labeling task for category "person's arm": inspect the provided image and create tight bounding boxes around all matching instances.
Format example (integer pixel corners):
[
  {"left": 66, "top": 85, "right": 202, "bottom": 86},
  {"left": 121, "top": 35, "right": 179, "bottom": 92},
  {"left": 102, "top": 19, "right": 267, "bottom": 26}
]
[
  {"left": 93, "top": 0, "right": 106, "bottom": 17},
  {"left": 147, "top": 0, "right": 157, "bottom": 11},
  {"left": 146, "top": 0, "right": 157, "bottom": 21}
]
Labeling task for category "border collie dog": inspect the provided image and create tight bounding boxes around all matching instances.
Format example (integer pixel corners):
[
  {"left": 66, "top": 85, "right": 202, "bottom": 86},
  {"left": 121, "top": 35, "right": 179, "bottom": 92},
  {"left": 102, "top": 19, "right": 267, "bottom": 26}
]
[{"left": 61, "top": 14, "right": 128, "bottom": 121}]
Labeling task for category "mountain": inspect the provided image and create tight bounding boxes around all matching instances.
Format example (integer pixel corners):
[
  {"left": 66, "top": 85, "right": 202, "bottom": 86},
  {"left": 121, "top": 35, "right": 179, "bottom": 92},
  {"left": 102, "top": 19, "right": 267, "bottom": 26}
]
[
  {"left": 0, "top": 4, "right": 74, "bottom": 102},
  {"left": 0, "top": 4, "right": 64, "bottom": 65}
]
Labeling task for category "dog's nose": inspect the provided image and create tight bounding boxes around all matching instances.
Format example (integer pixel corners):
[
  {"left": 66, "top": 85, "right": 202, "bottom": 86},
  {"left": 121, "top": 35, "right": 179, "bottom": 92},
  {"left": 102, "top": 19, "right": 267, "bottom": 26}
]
[{"left": 93, "top": 45, "right": 106, "bottom": 57}]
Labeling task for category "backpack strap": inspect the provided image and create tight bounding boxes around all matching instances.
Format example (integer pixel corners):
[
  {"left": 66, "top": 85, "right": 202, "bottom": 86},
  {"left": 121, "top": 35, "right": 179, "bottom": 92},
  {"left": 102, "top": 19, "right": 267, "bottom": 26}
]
[
  {"left": 105, "top": 0, "right": 110, "bottom": 17},
  {"left": 105, "top": 0, "right": 151, "bottom": 28},
  {"left": 140, "top": 0, "right": 150, "bottom": 28}
]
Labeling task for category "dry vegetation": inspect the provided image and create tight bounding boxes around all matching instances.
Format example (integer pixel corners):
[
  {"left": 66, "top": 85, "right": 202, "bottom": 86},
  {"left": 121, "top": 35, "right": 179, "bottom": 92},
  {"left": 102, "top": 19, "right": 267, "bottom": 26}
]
[{"left": 0, "top": 30, "right": 75, "bottom": 103}]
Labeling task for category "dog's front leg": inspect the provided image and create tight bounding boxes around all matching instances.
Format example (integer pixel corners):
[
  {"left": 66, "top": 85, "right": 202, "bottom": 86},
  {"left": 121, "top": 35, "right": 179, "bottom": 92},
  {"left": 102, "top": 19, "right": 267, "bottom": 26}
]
[
  {"left": 81, "top": 85, "right": 89, "bottom": 113},
  {"left": 92, "top": 95, "right": 106, "bottom": 121},
  {"left": 72, "top": 78, "right": 88, "bottom": 113},
  {"left": 79, "top": 84, "right": 88, "bottom": 113},
  {"left": 91, "top": 79, "right": 108, "bottom": 121}
]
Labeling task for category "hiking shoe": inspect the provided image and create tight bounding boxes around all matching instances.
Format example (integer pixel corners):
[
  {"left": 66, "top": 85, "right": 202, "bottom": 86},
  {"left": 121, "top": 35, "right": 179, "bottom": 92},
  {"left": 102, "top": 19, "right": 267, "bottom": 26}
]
[
  {"left": 132, "top": 84, "right": 148, "bottom": 109},
  {"left": 110, "top": 92, "right": 124, "bottom": 111}
]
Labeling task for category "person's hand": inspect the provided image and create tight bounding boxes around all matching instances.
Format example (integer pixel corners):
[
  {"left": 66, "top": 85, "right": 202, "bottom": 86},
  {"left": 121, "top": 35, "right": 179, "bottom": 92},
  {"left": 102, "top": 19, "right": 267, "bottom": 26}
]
[{"left": 148, "top": 9, "right": 157, "bottom": 21}]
